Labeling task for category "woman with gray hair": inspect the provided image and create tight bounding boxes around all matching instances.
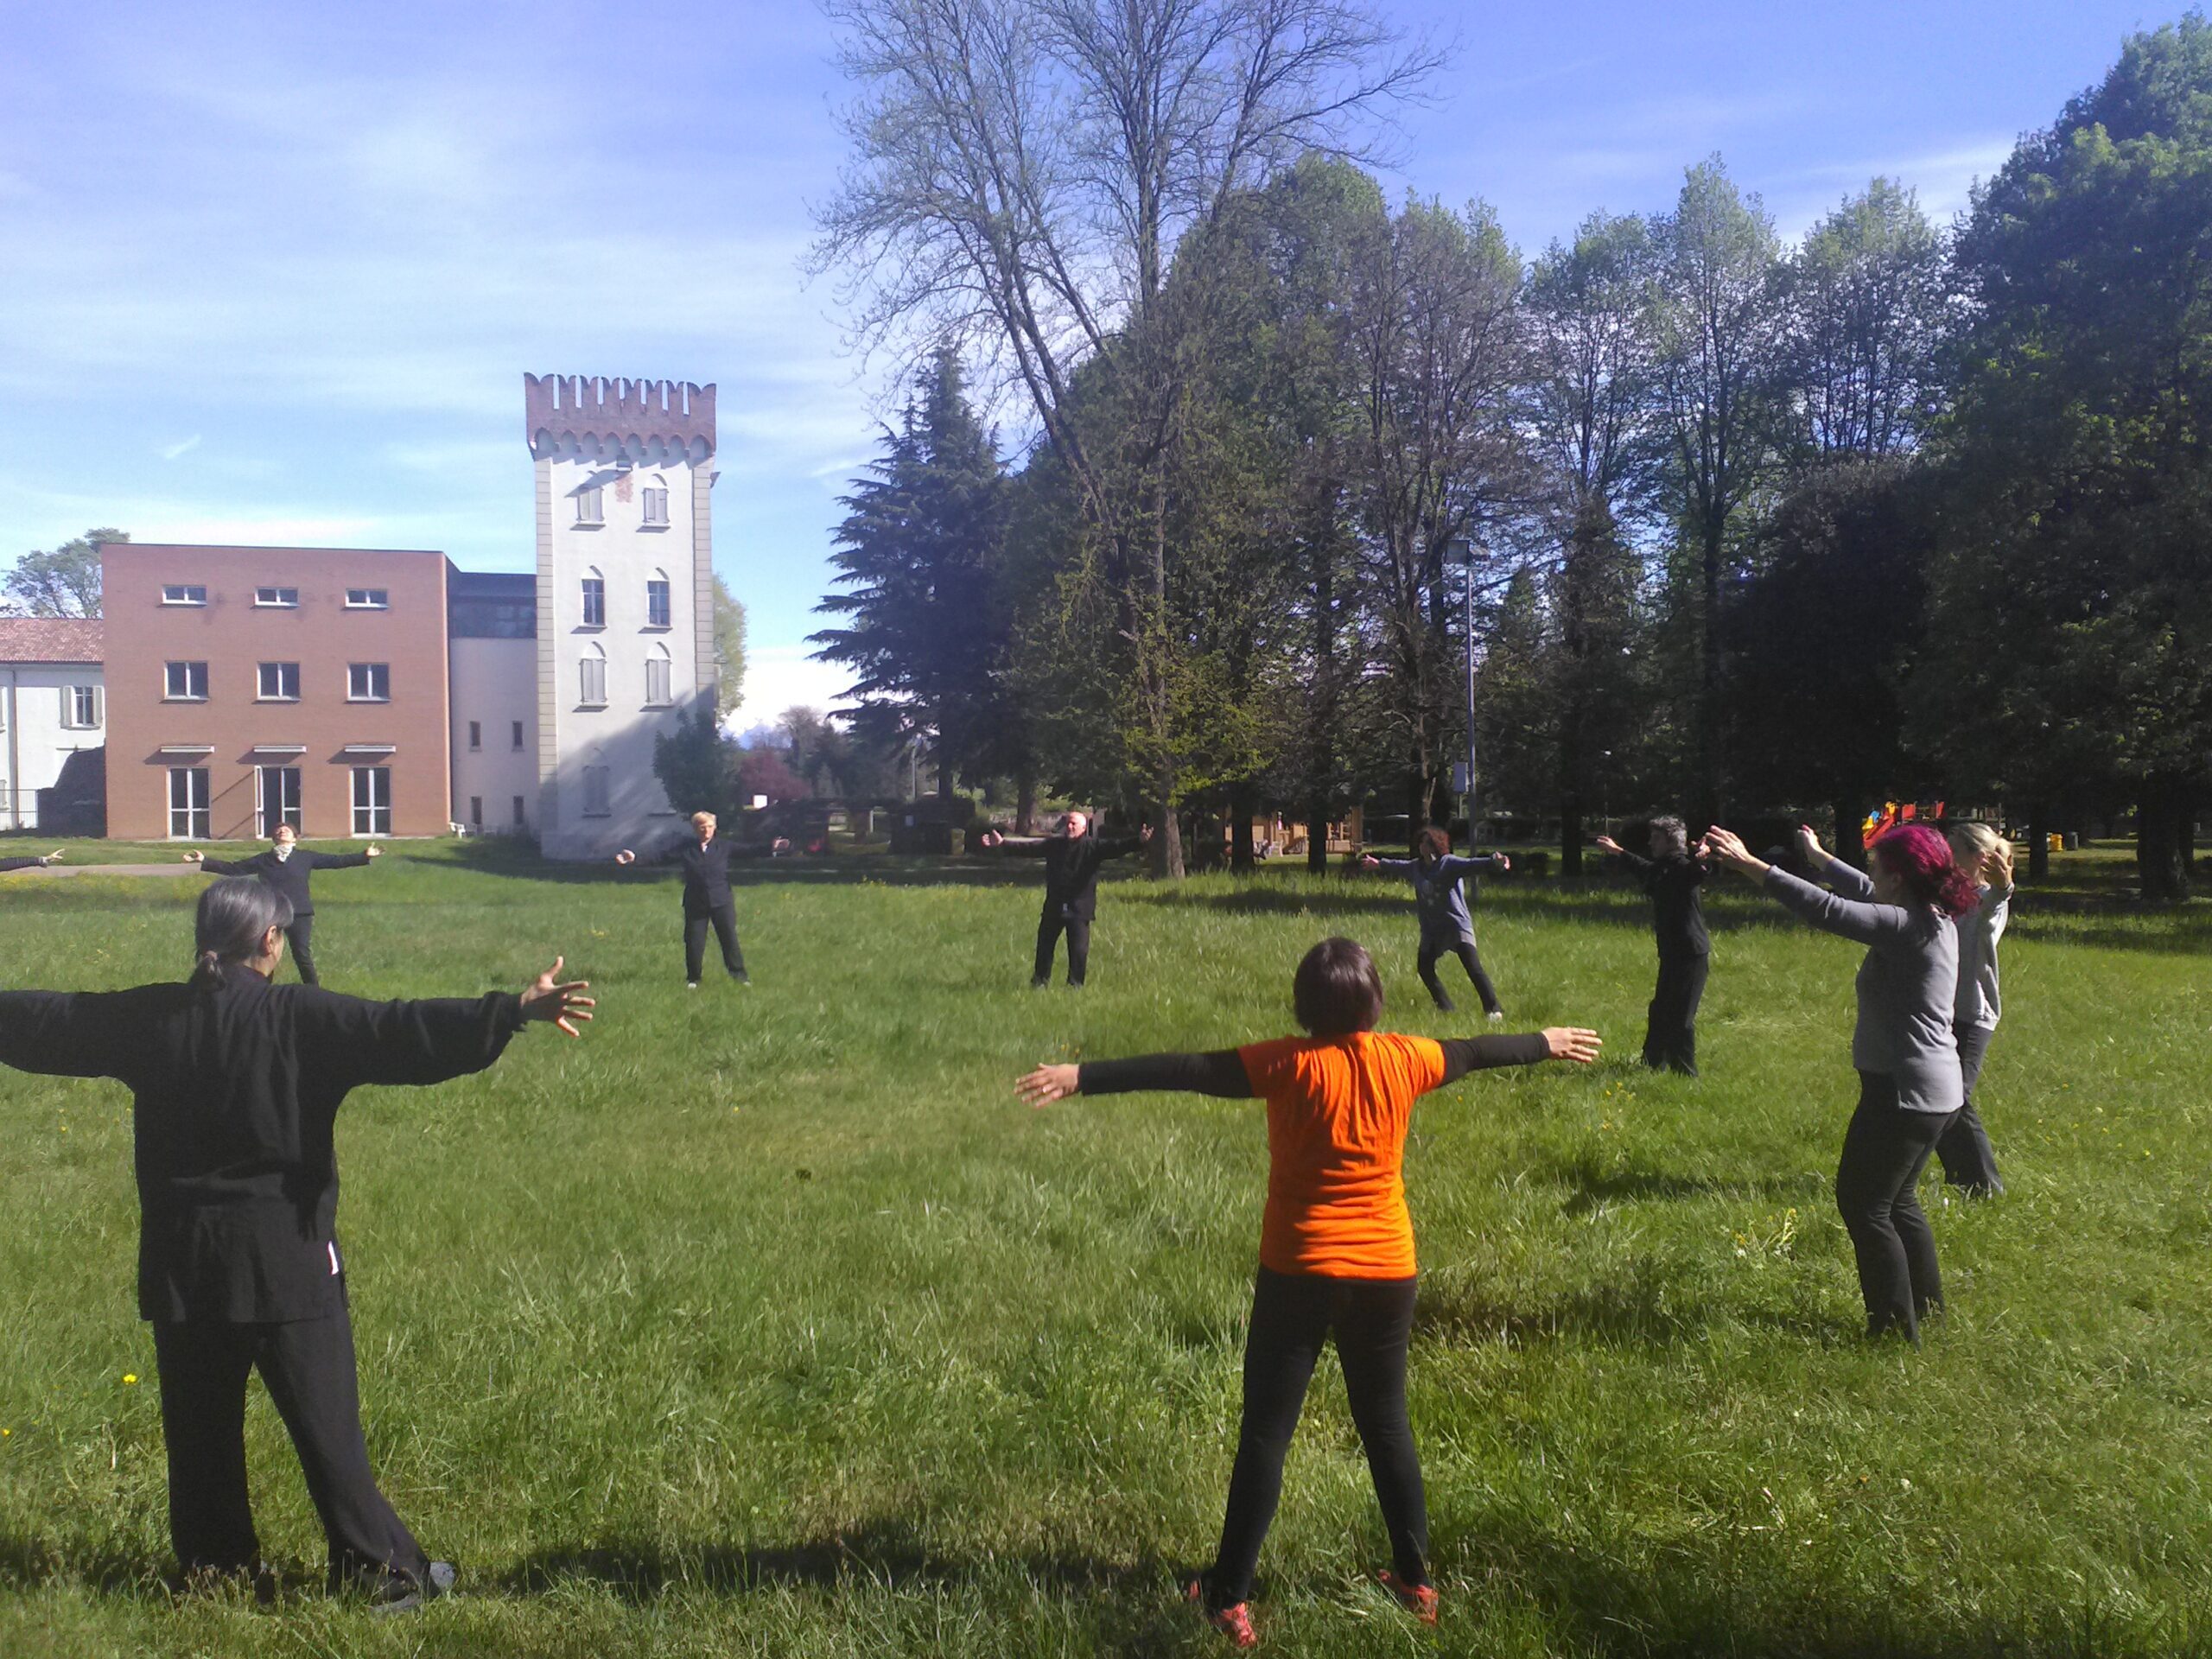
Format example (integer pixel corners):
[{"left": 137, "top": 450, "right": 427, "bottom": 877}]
[
  {"left": 1595, "top": 817, "right": 1712, "bottom": 1075},
  {"left": 0, "top": 878, "right": 592, "bottom": 1610}
]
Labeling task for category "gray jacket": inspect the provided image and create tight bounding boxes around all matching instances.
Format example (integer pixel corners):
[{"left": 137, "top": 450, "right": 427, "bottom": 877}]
[
  {"left": 1763, "top": 854, "right": 1962, "bottom": 1115},
  {"left": 1954, "top": 881, "right": 2011, "bottom": 1030},
  {"left": 1371, "top": 853, "right": 1502, "bottom": 948}
]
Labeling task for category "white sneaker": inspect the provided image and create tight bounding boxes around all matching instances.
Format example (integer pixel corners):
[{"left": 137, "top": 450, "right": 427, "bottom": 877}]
[
  {"left": 1487, "top": 1010, "right": 1504, "bottom": 1024},
  {"left": 686, "top": 982, "right": 700, "bottom": 990}
]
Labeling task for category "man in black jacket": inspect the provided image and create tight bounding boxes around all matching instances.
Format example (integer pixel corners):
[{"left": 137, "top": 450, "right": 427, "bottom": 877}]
[
  {"left": 1596, "top": 817, "right": 1711, "bottom": 1075},
  {"left": 616, "top": 810, "right": 752, "bottom": 988},
  {"left": 183, "top": 824, "right": 379, "bottom": 986},
  {"left": 981, "top": 810, "right": 1152, "bottom": 988},
  {"left": 0, "top": 849, "right": 65, "bottom": 873}
]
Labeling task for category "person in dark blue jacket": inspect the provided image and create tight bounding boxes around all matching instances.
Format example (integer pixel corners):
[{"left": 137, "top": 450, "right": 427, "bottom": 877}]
[
  {"left": 0, "top": 878, "right": 592, "bottom": 1607},
  {"left": 616, "top": 810, "right": 753, "bottom": 988},
  {"left": 1360, "top": 827, "right": 1511, "bottom": 1017}
]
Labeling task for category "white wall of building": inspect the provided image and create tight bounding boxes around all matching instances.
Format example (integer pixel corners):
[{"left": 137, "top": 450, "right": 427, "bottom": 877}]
[
  {"left": 1, "top": 664, "right": 104, "bottom": 830},
  {"left": 448, "top": 638, "right": 538, "bottom": 834}
]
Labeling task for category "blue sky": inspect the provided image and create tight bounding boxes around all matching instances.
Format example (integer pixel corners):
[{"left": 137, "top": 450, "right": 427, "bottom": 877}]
[{"left": 0, "top": 1, "right": 2175, "bottom": 718}]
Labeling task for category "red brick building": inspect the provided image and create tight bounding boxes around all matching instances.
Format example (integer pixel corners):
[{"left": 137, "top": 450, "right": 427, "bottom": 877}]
[{"left": 101, "top": 544, "right": 453, "bottom": 841}]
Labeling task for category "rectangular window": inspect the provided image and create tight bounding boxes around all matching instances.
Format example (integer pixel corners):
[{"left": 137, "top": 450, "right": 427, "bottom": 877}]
[
  {"left": 646, "top": 578, "right": 671, "bottom": 628},
  {"left": 467, "top": 720, "right": 482, "bottom": 752},
  {"left": 347, "top": 663, "right": 391, "bottom": 702},
  {"left": 512, "top": 794, "right": 527, "bottom": 827},
  {"left": 257, "top": 766, "right": 302, "bottom": 836},
  {"left": 254, "top": 587, "right": 299, "bottom": 607},
  {"left": 645, "top": 657, "right": 672, "bottom": 706},
  {"left": 63, "top": 685, "right": 101, "bottom": 728},
  {"left": 511, "top": 720, "right": 524, "bottom": 751},
  {"left": 581, "top": 577, "right": 606, "bottom": 628},
  {"left": 582, "top": 766, "right": 611, "bottom": 817},
  {"left": 579, "top": 656, "right": 607, "bottom": 706},
  {"left": 642, "top": 487, "right": 669, "bottom": 526},
  {"left": 168, "top": 767, "right": 210, "bottom": 839},
  {"left": 575, "top": 488, "right": 603, "bottom": 526},
  {"left": 351, "top": 766, "right": 392, "bottom": 836},
  {"left": 257, "top": 661, "right": 301, "bottom": 701},
  {"left": 470, "top": 795, "right": 483, "bottom": 826},
  {"left": 161, "top": 584, "right": 207, "bottom": 607},
  {"left": 345, "top": 588, "right": 389, "bottom": 609},
  {"left": 164, "top": 661, "right": 208, "bottom": 701}
]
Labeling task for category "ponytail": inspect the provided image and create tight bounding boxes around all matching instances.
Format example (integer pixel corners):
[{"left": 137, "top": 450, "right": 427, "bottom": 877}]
[{"left": 192, "top": 879, "right": 294, "bottom": 990}]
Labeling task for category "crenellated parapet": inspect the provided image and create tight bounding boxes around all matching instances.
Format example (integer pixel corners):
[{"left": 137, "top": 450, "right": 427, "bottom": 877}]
[{"left": 525, "top": 374, "right": 716, "bottom": 464}]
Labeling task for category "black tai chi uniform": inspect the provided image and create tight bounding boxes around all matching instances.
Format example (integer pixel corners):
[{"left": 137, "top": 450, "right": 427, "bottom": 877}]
[
  {"left": 0, "top": 975, "right": 528, "bottom": 1592},
  {"left": 0, "top": 856, "right": 52, "bottom": 873},
  {"left": 639, "top": 836, "right": 750, "bottom": 984},
  {"left": 1000, "top": 831, "right": 1145, "bottom": 986},
  {"left": 1606, "top": 848, "right": 1712, "bottom": 1075},
  {"left": 197, "top": 849, "right": 373, "bottom": 987}
]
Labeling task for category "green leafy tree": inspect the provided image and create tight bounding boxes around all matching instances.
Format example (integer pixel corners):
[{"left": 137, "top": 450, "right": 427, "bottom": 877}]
[
  {"left": 6, "top": 528, "right": 120, "bottom": 618},
  {"left": 713, "top": 575, "right": 747, "bottom": 719},
  {"left": 1919, "top": 16, "right": 2212, "bottom": 897}
]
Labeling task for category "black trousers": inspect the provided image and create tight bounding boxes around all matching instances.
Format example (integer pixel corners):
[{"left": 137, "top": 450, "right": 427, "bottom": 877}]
[
  {"left": 285, "top": 918, "right": 318, "bottom": 988},
  {"left": 1033, "top": 906, "right": 1091, "bottom": 986},
  {"left": 1643, "top": 952, "right": 1708, "bottom": 1076},
  {"left": 1935, "top": 1023, "right": 2003, "bottom": 1194},
  {"left": 683, "top": 905, "right": 747, "bottom": 982},
  {"left": 1205, "top": 1268, "right": 1427, "bottom": 1608},
  {"left": 151, "top": 1311, "right": 429, "bottom": 1591},
  {"left": 1834, "top": 1072, "right": 1957, "bottom": 1341},
  {"left": 1416, "top": 938, "right": 1499, "bottom": 1014}
]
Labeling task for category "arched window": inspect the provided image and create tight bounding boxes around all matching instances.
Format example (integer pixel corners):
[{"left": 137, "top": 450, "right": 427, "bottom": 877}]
[
  {"left": 579, "top": 641, "right": 607, "bottom": 707},
  {"left": 580, "top": 566, "right": 607, "bottom": 629},
  {"left": 642, "top": 473, "right": 671, "bottom": 528},
  {"left": 645, "top": 641, "right": 673, "bottom": 707},
  {"left": 646, "top": 568, "right": 671, "bottom": 629}
]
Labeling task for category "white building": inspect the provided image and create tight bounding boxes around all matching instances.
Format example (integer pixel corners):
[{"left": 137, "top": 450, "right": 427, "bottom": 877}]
[
  {"left": 447, "top": 569, "right": 540, "bottom": 836},
  {"left": 524, "top": 374, "right": 718, "bottom": 859},
  {"left": 0, "top": 619, "right": 105, "bottom": 833}
]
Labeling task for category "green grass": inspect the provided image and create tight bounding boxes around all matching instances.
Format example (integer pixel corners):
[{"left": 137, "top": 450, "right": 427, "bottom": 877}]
[{"left": 2, "top": 842, "right": 2208, "bottom": 1656}]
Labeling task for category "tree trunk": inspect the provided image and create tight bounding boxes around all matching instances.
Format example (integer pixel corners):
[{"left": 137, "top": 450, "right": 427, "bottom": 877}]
[
  {"left": 2178, "top": 785, "right": 2199, "bottom": 881},
  {"left": 936, "top": 750, "right": 956, "bottom": 805},
  {"left": 1230, "top": 782, "right": 1256, "bottom": 874},
  {"left": 1832, "top": 799, "right": 1867, "bottom": 872},
  {"left": 1560, "top": 795, "right": 1585, "bottom": 879},
  {"left": 2137, "top": 778, "right": 2187, "bottom": 903},
  {"left": 1015, "top": 771, "right": 1037, "bottom": 836},
  {"left": 1306, "top": 785, "right": 1331, "bottom": 874},
  {"left": 1697, "top": 518, "right": 1726, "bottom": 825},
  {"left": 2027, "top": 801, "right": 2050, "bottom": 883}
]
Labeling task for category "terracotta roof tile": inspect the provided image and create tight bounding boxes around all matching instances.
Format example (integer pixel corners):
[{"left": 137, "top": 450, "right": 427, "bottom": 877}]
[{"left": 0, "top": 617, "right": 105, "bottom": 664}]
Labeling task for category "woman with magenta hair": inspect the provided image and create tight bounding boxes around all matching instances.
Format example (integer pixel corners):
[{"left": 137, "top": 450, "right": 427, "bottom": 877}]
[
  {"left": 1700, "top": 821, "right": 1976, "bottom": 1342},
  {"left": 1019, "top": 938, "right": 1600, "bottom": 1645}
]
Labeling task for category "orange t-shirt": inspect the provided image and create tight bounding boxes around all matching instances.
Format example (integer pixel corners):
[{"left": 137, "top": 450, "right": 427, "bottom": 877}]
[{"left": 1236, "top": 1031, "right": 1447, "bottom": 1280}]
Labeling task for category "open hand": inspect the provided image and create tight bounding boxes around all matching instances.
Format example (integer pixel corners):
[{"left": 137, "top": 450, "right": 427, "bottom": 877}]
[
  {"left": 1359, "top": 854, "right": 1380, "bottom": 868},
  {"left": 40, "top": 849, "right": 64, "bottom": 866},
  {"left": 613, "top": 849, "right": 636, "bottom": 866},
  {"left": 181, "top": 850, "right": 205, "bottom": 864},
  {"left": 1795, "top": 823, "right": 1825, "bottom": 864},
  {"left": 519, "top": 957, "right": 594, "bottom": 1038},
  {"left": 1493, "top": 853, "right": 1512, "bottom": 872},
  {"left": 1542, "top": 1027, "right": 1603, "bottom": 1064},
  {"left": 1593, "top": 836, "right": 1622, "bottom": 855},
  {"left": 1015, "top": 1063, "right": 1079, "bottom": 1106},
  {"left": 365, "top": 845, "right": 382, "bottom": 860},
  {"left": 1700, "top": 826, "right": 1767, "bottom": 877},
  {"left": 978, "top": 830, "right": 1002, "bottom": 849}
]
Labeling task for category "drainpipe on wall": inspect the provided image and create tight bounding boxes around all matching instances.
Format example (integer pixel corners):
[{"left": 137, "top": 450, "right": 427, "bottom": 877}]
[{"left": 3, "top": 668, "right": 19, "bottom": 831}]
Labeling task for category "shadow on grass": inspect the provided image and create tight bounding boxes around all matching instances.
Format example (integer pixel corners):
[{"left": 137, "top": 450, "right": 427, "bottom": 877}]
[
  {"left": 1412, "top": 1263, "right": 1706, "bottom": 1350},
  {"left": 1543, "top": 1153, "right": 1827, "bottom": 1217}
]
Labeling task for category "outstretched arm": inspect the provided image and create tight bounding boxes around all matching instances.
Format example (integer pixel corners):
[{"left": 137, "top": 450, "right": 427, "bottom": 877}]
[
  {"left": 194, "top": 855, "right": 254, "bottom": 876},
  {"left": 1438, "top": 1027, "right": 1600, "bottom": 1083},
  {"left": 0, "top": 991, "right": 124, "bottom": 1078},
  {"left": 1760, "top": 866, "right": 1920, "bottom": 946},
  {"left": 298, "top": 958, "right": 591, "bottom": 1090},
  {"left": 309, "top": 849, "right": 377, "bottom": 871},
  {"left": 1017, "top": 1049, "right": 1253, "bottom": 1105},
  {"left": 1359, "top": 855, "right": 1416, "bottom": 874},
  {"left": 1595, "top": 837, "right": 1653, "bottom": 873}
]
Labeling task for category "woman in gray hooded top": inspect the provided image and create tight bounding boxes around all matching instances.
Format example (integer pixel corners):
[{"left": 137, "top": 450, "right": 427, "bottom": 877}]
[
  {"left": 1935, "top": 822, "right": 2013, "bottom": 1196},
  {"left": 1701, "top": 820, "right": 1977, "bottom": 1342},
  {"left": 1360, "top": 827, "right": 1511, "bottom": 1019}
]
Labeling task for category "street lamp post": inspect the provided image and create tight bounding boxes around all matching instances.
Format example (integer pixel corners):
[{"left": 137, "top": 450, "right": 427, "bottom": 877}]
[{"left": 1463, "top": 549, "right": 1479, "bottom": 847}]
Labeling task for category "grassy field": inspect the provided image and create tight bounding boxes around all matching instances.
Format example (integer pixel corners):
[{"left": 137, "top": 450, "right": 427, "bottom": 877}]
[{"left": 1, "top": 839, "right": 2208, "bottom": 1658}]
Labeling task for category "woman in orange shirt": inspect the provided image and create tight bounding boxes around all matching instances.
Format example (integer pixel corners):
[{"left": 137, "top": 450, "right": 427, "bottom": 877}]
[{"left": 1018, "top": 938, "right": 1600, "bottom": 1646}]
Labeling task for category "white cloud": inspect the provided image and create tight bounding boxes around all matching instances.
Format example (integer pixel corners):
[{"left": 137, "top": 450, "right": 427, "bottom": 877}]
[
  {"left": 157, "top": 435, "right": 202, "bottom": 461},
  {"left": 730, "top": 645, "right": 854, "bottom": 724}
]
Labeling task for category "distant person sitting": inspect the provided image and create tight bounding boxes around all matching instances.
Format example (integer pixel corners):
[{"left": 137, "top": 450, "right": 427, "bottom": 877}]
[
  {"left": 615, "top": 810, "right": 753, "bottom": 989},
  {"left": 0, "top": 849, "right": 65, "bottom": 874},
  {"left": 183, "top": 824, "right": 379, "bottom": 987},
  {"left": 978, "top": 810, "right": 1152, "bottom": 988}
]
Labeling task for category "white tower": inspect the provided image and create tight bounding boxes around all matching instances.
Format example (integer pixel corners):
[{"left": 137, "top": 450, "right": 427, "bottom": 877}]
[{"left": 524, "top": 374, "right": 718, "bottom": 859}]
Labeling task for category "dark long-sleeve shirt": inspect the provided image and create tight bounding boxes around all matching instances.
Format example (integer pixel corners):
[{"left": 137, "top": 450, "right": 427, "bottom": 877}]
[
  {"left": 999, "top": 832, "right": 1144, "bottom": 920},
  {"left": 1762, "top": 853, "right": 1961, "bottom": 1114},
  {"left": 1367, "top": 854, "right": 1502, "bottom": 947},
  {"left": 0, "top": 856, "right": 48, "bottom": 874},
  {"left": 1077, "top": 1032, "right": 1552, "bottom": 1096},
  {"left": 1607, "top": 849, "right": 1710, "bottom": 957},
  {"left": 641, "top": 836, "right": 746, "bottom": 914},
  {"left": 0, "top": 976, "right": 526, "bottom": 1321},
  {"left": 197, "top": 848, "right": 372, "bottom": 917}
]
